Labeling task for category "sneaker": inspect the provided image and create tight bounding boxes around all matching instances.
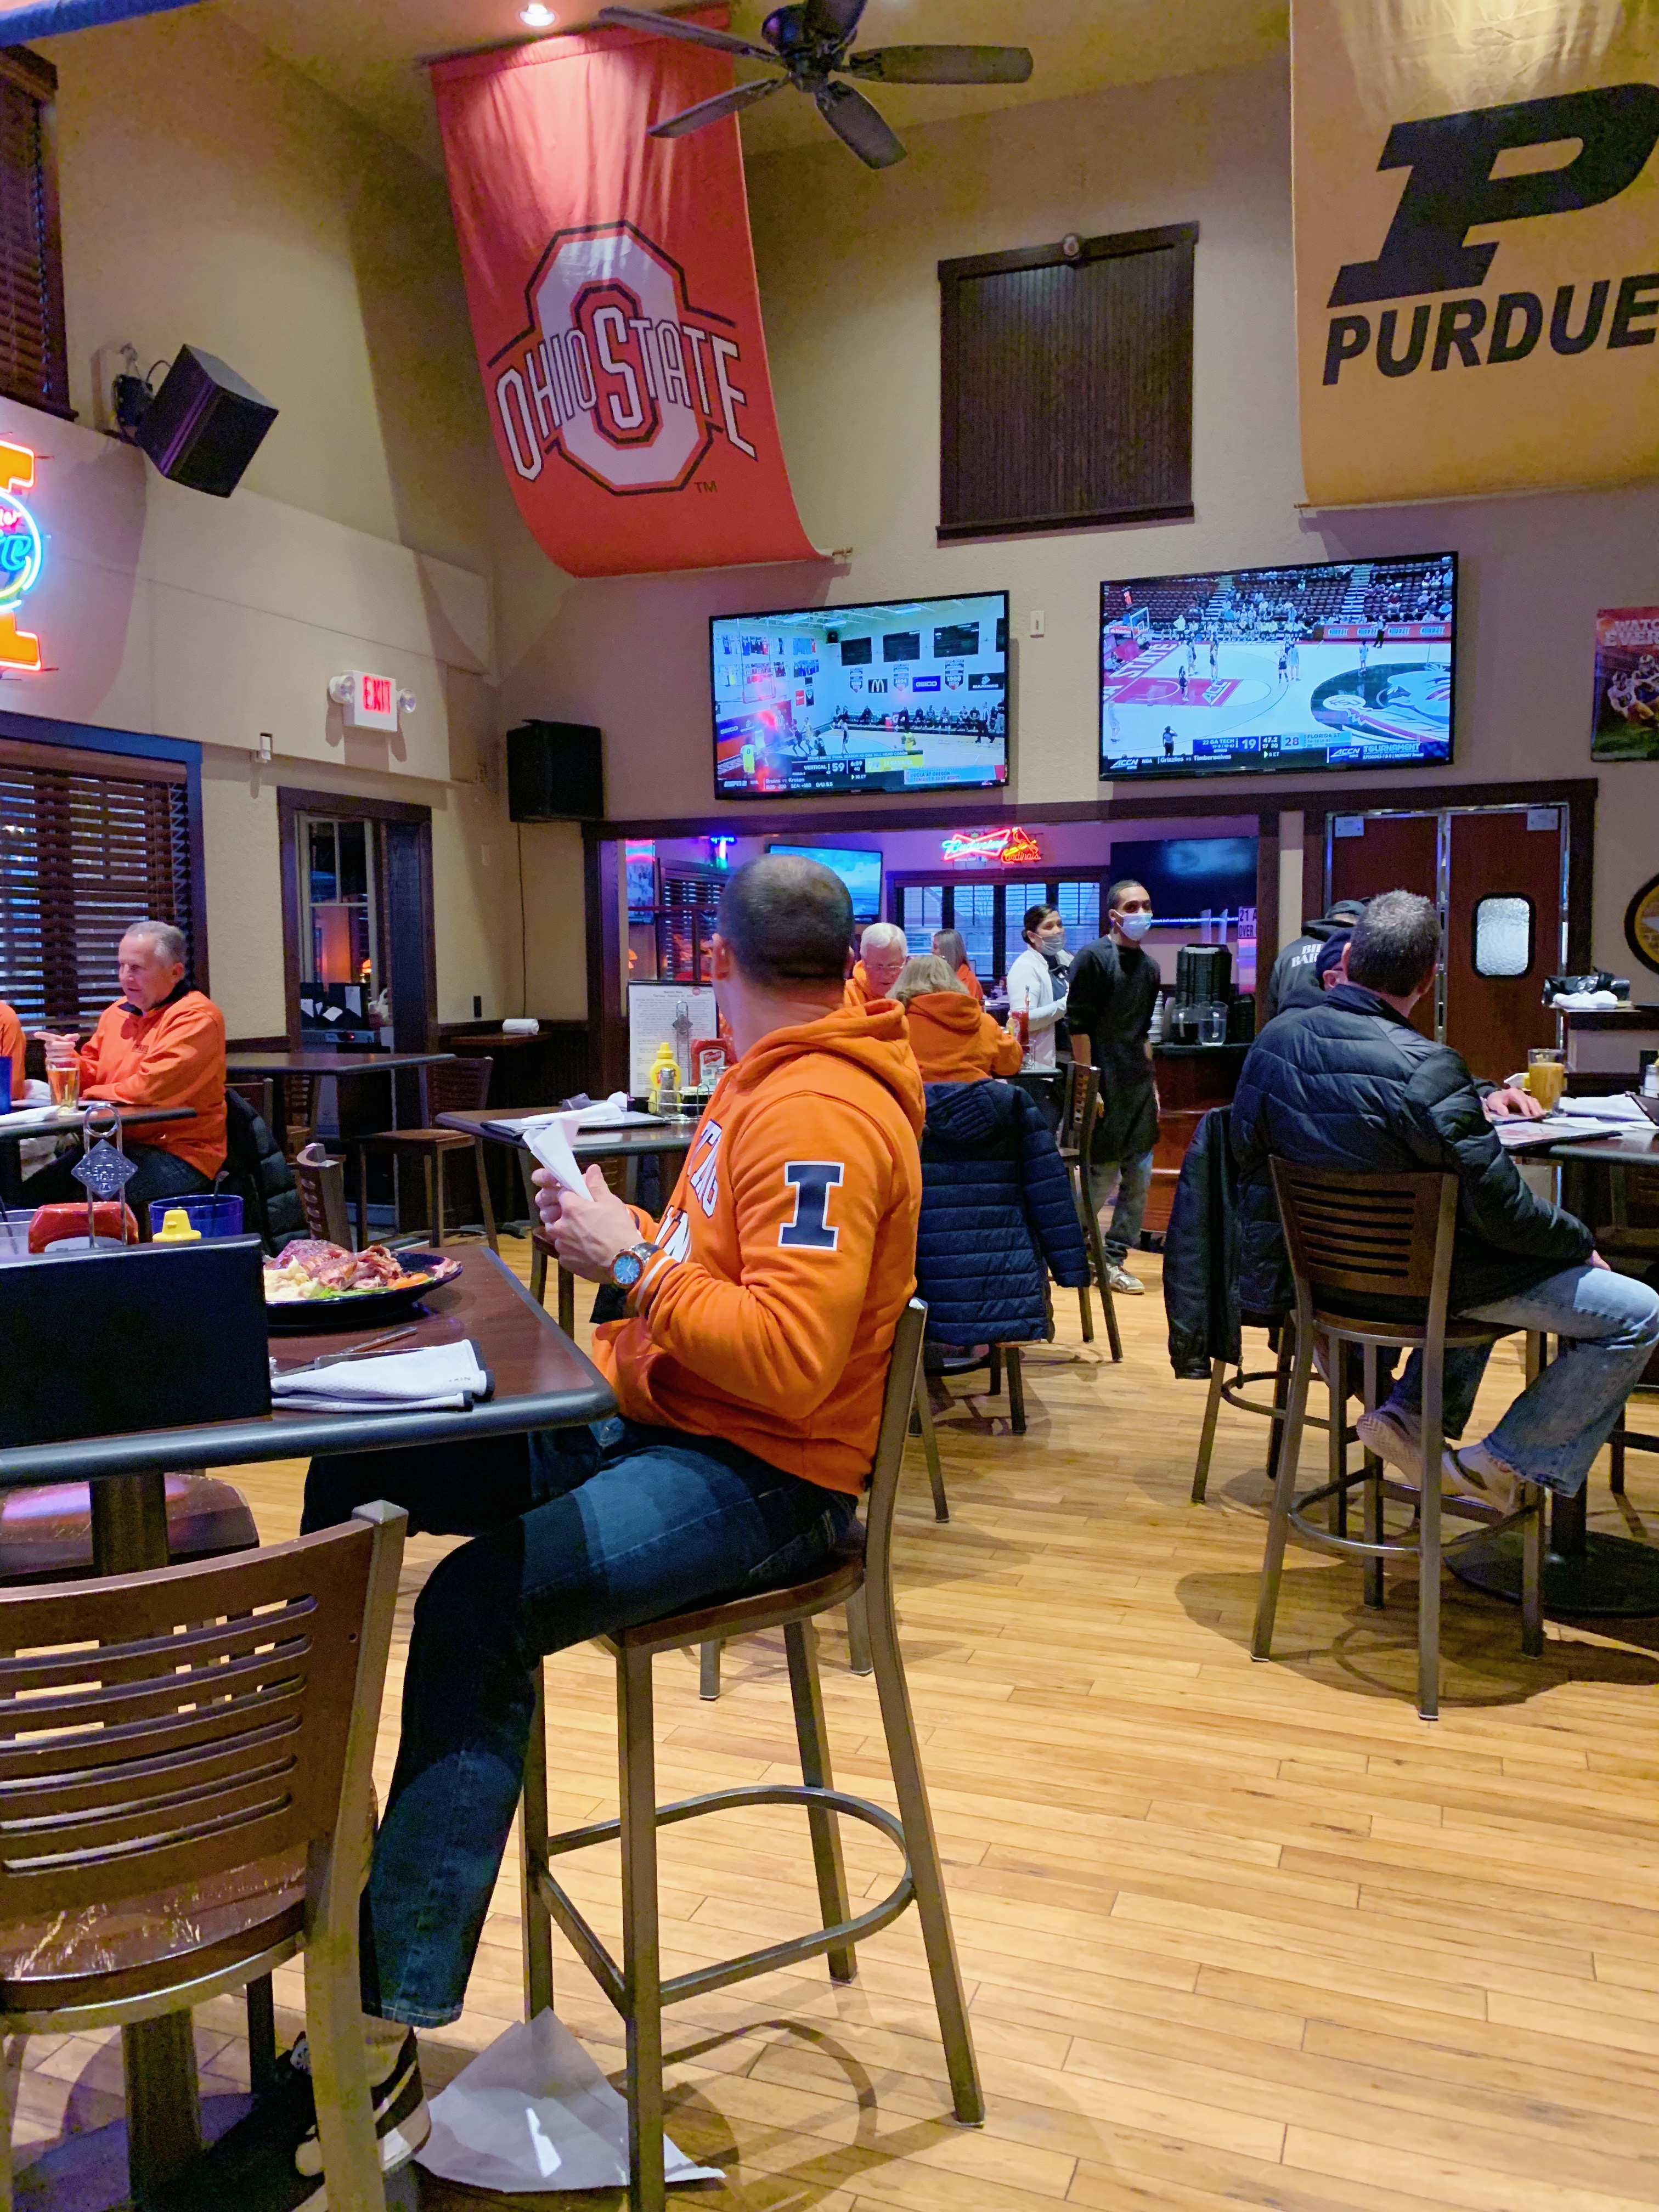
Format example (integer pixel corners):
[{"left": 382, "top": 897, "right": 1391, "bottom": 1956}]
[
  {"left": 1354, "top": 1404, "right": 1475, "bottom": 1498},
  {"left": 289, "top": 2027, "right": 430, "bottom": 2199},
  {"left": 1105, "top": 1264, "right": 1143, "bottom": 1295},
  {"left": 1446, "top": 1438, "right": 1524, "bottom": 1515}
]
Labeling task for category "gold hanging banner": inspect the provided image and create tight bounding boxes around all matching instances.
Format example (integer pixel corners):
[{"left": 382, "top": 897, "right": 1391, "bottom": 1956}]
[{"left": 1293, "top": 0, "right": 1659, "bottom": 507}]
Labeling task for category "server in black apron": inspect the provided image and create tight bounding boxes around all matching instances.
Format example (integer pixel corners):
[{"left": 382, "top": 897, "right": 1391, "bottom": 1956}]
[{"left": 1066, "top": 880, "right": 1161, "bottom": 1294}]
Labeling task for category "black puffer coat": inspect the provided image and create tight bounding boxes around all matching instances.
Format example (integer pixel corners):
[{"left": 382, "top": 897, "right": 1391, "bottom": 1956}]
[
  {"left": 1162, "top": 1106, "right": 1243, "bottom": 1380},
  {"left": 1231, "top": 983, "right": 1592, "bottom": 1315},
  {"left": 916, "top": 1079, "right": 1090, "bottom": 1346}
]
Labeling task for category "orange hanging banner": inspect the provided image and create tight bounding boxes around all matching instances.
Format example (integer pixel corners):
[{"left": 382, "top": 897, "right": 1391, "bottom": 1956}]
[{"left": 430, "top": 12, "right": 821, "bottom": 578}]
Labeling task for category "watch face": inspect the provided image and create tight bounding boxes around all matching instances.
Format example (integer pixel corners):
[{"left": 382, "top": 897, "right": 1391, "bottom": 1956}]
[{"left": 613, "top": 1248, "right": 644, "bottom": 1286}]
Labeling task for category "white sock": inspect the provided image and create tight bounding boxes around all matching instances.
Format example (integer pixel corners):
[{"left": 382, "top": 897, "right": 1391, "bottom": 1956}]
[{"left": 361, "top": 2013, "right": 411, "bottom": 2069}]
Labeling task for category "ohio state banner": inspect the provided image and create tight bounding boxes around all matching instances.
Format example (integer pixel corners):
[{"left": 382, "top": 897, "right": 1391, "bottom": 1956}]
[
  {"left": 1294, "top": 0, "right": 1659, "bottom": 507},
  {"left": 430, "top": 13, "right": 817, "bottom": 577}
]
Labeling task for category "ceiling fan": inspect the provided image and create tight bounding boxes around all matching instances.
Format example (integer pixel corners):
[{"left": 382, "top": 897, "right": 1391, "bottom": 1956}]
[{"left": 594, "top": 0, "right": 1032, "bottom": 169}]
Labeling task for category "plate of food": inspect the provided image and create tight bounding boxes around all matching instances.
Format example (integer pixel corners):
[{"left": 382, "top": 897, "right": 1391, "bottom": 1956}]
[{"left": 264, "top": 1240, "right": 462, "bottom": 1330}]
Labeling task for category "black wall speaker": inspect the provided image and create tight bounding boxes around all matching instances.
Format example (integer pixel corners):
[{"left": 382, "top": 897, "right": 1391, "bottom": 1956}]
[
  {"left": 138, "top": 345, "right": 278, "bottom": 498},
  {"left": 507, "top": 721, "right": 605, "bottom": 822}
]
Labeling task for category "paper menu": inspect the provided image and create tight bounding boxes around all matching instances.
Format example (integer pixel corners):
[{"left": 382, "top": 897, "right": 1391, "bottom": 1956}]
[{"left": 519, "top": 1111, "right": 595, "bottom": 1203}]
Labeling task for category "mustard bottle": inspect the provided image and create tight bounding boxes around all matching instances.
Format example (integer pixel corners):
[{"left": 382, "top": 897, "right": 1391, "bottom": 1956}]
[
  {"left": 648, "top": 1042, "right": 681, "bottom": 1116},
  {"left": 154, "top": 1207, "right": 202, "bottom": 1243}
]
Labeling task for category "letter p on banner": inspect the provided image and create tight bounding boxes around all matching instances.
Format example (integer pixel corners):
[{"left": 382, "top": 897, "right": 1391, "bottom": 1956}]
[
  {"left": 430, "top": 9, "right": 820, "bottom": 576},
  {"left": 1293, "top": 0, "right": 1659, "bottom": 504}
]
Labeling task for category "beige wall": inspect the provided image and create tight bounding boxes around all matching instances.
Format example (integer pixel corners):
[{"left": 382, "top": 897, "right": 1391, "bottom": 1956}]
[
  {"left": 6, "top": 9, "right": 593, "bottom": 1032},
  {"left": 502, "top": 57, "right": 1659, "bottom": 979}
]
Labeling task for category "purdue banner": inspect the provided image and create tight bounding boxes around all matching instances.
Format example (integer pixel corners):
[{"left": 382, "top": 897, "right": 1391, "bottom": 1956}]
[
  {"left": 431, "top": 13, "right": 817, "bottom": 577},
  {"left": 1294, "top": 0, "right": 1659, "bottom": 507}
]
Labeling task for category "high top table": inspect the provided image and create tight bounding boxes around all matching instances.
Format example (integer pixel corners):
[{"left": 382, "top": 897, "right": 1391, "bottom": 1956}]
[
  {"left": 0, "top": 1103, "right": 198, "bottom": 1212},
  {"left": 1, "top": 1249, "right": 612, "bottom": 2210},
  {"left": 1451, "top": 1121, "right": 1659, "bottom": 1618}
]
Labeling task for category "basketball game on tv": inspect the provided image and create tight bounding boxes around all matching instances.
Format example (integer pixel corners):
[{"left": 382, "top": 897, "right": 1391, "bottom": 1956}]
[
  {"left": 1099, "top": 554, "right": 1456, "bottom": 780},
  {"left": 712, "top": 591, "right": 1008, "bottom": 798}
]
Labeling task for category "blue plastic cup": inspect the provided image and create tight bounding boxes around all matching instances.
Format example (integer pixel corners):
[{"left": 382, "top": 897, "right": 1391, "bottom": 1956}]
[{"left": 148, "top": 1193, "right": 245, "bottom": 1240}]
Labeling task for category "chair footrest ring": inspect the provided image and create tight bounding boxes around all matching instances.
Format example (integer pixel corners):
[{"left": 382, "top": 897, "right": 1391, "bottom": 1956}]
[{"left": 532, "top": 1782, "right": 916, "bottom": 2015}]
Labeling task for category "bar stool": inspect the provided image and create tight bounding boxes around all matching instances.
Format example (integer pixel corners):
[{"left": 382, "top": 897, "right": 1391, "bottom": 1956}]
[
  {"left": 517, "top": 1299, "right": 982, "bottom": 2211},
  {"left": 1056, "top": 1063, "right": 1122, "bottom": 1361},
  {"left": 1253, "top": 1161, "right": 1545, "bottom": 1720}
]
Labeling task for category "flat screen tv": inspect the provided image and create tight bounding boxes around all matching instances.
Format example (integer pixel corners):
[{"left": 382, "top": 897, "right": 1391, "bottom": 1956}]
[
  {"left": 1109, "top": 837, "right": 1259, "bottom": 924},
  {"left": 1099, "top": 552, "right": 1456, "bottom": 780},
  {"left": 768, "top": 842, "right": 883, "bottom": 923},
  {"left": 713, "top": 591, "right": 1008, "bottom": 799}
]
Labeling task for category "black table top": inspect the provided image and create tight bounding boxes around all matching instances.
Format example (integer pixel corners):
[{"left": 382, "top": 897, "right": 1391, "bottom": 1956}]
[
  {"left": 0, "top": 1250, "right": 614, "bottom": 1487},
  {"left": 225, "top": 1051, "right": 456, "bottom": 1076},
  {"left": 437, "top": 1108, "right": 701, "bottom": 1161},
  {"left": 1544, "top": 1126, "right": 1659, "bottom": 1165}
]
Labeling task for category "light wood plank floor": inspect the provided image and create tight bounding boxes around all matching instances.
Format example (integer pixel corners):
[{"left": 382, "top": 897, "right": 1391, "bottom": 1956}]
[{"left": 18, "top": 1239, "right": 1659, "bottom": 2211}]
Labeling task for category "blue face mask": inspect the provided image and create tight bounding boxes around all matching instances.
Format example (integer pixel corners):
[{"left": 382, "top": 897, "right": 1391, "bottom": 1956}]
[{"left": 1116, "top": 911, "right": 1154, "bottom": 941}]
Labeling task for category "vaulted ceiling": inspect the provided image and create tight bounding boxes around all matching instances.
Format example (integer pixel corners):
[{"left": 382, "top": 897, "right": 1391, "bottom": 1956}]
[{"left": 222, "top": 0, "right": 1288, "bottom": 171}]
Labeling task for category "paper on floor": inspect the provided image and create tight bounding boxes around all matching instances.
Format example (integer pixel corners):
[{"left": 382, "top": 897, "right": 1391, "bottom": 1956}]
[{"left": 416, "top": 2011, "right": 721, "bottom": 2192}]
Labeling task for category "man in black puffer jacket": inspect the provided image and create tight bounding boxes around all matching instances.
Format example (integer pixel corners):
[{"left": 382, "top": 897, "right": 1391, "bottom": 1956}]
[{"left": 1233, "top": 890, "right": 1659, "bottom": 1506}]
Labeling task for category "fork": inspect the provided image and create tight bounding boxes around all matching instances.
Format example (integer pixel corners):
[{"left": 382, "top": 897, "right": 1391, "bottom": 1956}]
[{"left": 270, "top": 1323, "right": 420, "bottom": 1376}]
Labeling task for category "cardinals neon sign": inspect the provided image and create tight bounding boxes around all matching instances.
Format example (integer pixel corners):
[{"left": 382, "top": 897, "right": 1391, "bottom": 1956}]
[
  {"left": 0, "top": 443, "right": 44, "bottom": 673},
  {"left": 941, "top": 827, "right": 1041, "bottom": 866}
]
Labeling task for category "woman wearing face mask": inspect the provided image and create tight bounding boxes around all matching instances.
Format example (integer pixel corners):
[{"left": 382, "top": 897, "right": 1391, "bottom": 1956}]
[
  {"left": 1065, "top": 879, "right": 1161, "bottom": 1294},
  {"left": 1004, "top": 904, "right": 1069, "bottom": 1079}
]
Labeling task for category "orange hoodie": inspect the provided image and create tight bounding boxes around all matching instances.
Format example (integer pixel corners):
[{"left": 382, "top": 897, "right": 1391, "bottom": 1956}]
[
  {"left": 78, "top": 988, "right": 227, "bottom": 1177},
  {"left": 0, "top": 1002, "right": 22, "bottom": 1098},
  {"left": 905, "top": 990, "right": 1023, "bottom": 1084},
  {"left": 843, "top": 961, "right": 873, "bottom": 1009},
  {"left": 956, "top": 964, "right": 985, "bottom": 1007},
  {"left": 594, "top": 1000, "right": 924, "bottom": 1494}
]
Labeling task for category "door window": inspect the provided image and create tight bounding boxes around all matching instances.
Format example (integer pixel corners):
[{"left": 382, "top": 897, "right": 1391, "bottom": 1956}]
[
  {"left": 1472, "top": 894, "right": 1533, "bottom": 979},
  {"left": 297, "top": 815, "right": 381, "bottom": 1037}
]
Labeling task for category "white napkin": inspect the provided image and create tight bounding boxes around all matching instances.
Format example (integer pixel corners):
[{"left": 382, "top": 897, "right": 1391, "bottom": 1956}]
[
  {"left": 271, "top": 1340, "right": 490, "bottom": 1413},
  {"left": 1557, "top": 1092, "right": 1652, "bottom": 1121},
  {"left": 417, "top": 2011, "right": 720, "bottom": 2193},
  {"left": 517, "top": 1112, "right": 595, "bottom": 1204}
]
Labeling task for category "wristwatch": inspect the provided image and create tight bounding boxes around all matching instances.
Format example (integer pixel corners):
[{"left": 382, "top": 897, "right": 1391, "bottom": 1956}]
[{"left": 609, "top": 1242, "right": 658, "bottom": 1291}]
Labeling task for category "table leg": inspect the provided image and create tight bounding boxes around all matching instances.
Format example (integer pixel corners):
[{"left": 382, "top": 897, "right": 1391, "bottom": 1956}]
[
  {"left": 558, "top": 1263, "right": 575, "bottom": 1339},
  {"left": 93, "top": 1472, "right": 206, "bottom": 2201}
]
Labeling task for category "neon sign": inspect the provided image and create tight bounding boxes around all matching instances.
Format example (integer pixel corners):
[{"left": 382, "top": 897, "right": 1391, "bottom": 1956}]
[
  {"left": 0, "top": 443, "right": 43, "bottom": 673},
  {"left": 941, "top": 826, "right": 1041, "bottom": 866}
]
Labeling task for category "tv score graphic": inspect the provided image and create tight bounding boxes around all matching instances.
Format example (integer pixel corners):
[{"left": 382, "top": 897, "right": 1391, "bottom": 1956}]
[
  {"left": 713, "top": 592, "right": 1008, "bottom": 799},
  {"left": 1099, "top": 555, "right": 1455, "bottom": 780}
]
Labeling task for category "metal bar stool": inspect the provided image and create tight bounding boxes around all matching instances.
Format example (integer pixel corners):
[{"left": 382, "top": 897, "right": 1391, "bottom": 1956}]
[
  {"left": 1192, "top": 1312, "right": 1361, "bottom": 1506},
  {"left": 1253, "top": 1161, "right": 1545, "bottom": 1720},
  {"left": 517, "top": 1300, "right": 983, "bottom": 2212},
  {"left": 1057, "top": 1063, "right": 1122, "bottom": 1361}
]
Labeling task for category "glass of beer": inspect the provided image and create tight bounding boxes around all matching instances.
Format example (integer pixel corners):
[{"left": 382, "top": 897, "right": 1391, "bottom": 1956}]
[
  {"left": 48, "top": 1059, "right": 78, "bottom": 1108},
  {"left": 1525, "top": 1048, "right": 1566, "bottom": 1111}
]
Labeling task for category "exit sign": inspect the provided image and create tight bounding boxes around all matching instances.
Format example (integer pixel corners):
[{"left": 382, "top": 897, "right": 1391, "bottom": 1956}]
[{"left": 342, "top": 671, "right": 399, "bottom": 732}]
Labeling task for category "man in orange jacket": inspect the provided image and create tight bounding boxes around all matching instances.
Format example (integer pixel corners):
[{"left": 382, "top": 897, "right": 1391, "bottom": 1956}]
[
  {"left": 843, "top": 919, "right": 908, "bottom": 1008},
  {"left": 30, "top": 921, "right": 227, "bottom": 1212},
  {"left": 294, "top": 857, "right": 923, "bottom": 2174}
]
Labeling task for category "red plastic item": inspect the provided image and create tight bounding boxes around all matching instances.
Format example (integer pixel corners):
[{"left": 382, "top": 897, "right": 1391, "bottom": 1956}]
[{"left": 29, "top": 1201, "right": 140, "bottom": 1254}]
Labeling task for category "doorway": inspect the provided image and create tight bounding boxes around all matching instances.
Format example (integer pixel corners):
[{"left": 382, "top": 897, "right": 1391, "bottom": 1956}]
[
  {"left": 1326, "top": 802, "right": 1566, "bottom": 1075},
  {"left": 278, "top": 789, "right": 436, "bottom": 1055}
]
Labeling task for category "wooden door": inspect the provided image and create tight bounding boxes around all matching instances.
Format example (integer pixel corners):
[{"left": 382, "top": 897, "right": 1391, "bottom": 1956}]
[
  {"left": 1327, "top": 811, "right": 1438, "bottom": 1038},
  {"left": 1446, "top": 808, "right": 1561, "bottom": 1081}
]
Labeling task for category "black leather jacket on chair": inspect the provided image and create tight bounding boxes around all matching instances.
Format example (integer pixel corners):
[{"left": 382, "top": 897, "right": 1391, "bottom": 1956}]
[{"left": 1230, "top": 983, "right": 1592, "bottom": 1317}]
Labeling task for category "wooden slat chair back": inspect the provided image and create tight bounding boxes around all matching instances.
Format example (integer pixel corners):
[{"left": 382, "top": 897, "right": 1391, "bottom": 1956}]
[
  {"left": 0, "top": 1506, "right": 406, "bottom": 2209},
  {"left": 1253, "top": 1163, "right": 1543, "bottom": 1719},
  {"left": 353, "top": 1059, "right": 498, "bottom": 1253},
  {"left": 1048, "top": 1062, "right": 1120, "bottom": 1361},
  {"left": 294, "top": 1141, "right": 353, "bottom": 1249}
]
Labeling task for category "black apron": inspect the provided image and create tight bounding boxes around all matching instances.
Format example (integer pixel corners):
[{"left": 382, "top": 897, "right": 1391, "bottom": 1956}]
[{"left": 1069, "top": 938, "right": 1160, "bottom": 1161}]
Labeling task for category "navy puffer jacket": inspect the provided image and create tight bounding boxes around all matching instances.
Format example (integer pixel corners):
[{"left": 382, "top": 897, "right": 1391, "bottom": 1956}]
[
  {"left": 1232, "top": 983, "right": 1592, "bottom": 1314},
  {"left": 916, "top": 1079, "right": 1090, "bottom": 1346}
]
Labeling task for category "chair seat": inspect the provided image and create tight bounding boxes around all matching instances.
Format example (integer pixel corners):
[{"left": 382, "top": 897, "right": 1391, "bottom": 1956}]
[
  {"left": 0, "top": 1475, "right": 258, "bottom": 1582},
  {"left": 355, "top": 1127, "right": 478, "bottom": 1152},
  {"left": 0, "top": 1846, "right": 305, "bottom": 2014},
  {"left": 604, "top": 1551, "right": 866, "bottom": 1658},
  {"left": 1313, "top": 1312, "right": 1511, "bottom": 1348}
]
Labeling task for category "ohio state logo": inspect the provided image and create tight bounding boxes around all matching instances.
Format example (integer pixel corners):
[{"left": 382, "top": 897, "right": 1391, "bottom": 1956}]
[{"left": 491, "top": 221, "right": 758, "bottom": 495}]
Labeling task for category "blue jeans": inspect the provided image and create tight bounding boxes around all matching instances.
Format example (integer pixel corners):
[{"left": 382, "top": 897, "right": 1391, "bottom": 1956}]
[
  {"left": 1382, "top": 1264, "right": 1659, "bottom": 1497},
  {"left": 302, "top": 1419, "right": 857, "bottom": 2027},
  {"left": 23, "top": 1143, "right": 211, "bottom": 1216},
  {"left": 1096, "top": 1149, "right": 1155, "bottom": 1266}
]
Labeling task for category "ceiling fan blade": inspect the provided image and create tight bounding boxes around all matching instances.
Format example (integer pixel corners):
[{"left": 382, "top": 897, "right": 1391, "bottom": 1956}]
[
  {"left": 649, "top": 74, "right": 786, "bottom": 136},
  {"left": 800, "top": 0, "right": 868, "bottom": 44},
  {"left": 846, "top": 43, "right": 1034, "bottom": 84},
  {"left": 814, "top": 80, "right": 905, "bottom": 166},
  {"left": 595, "top": 7, "right": 778, "bottom": 63}
]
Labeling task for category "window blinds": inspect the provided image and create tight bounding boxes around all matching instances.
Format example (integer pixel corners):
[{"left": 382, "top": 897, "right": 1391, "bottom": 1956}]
[{"left": 0, "top": 743, "right": 193, "bottom": 1027}]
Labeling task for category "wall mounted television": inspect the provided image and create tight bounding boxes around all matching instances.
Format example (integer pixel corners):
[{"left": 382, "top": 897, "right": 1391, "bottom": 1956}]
[
  {"left": 713, "top": 591, "right": 1008, "bottom": 799},
  {"left": 1110, "top": 837, "right": 1259, "bottom": 925},
  {"left": 767, "top": 843, "right": 883, "bottom": 922},
  {"left": 1099, "top": 552, "right": 1456, "bottom": 780}
]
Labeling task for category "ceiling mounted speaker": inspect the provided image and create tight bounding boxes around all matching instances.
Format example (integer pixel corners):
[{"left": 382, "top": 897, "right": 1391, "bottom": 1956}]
[{"left": 137, "top": 345, "right": 278, "bottom": 498}]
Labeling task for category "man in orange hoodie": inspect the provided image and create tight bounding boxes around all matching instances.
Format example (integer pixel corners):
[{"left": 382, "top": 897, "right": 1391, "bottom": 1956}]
[
  {"left": 295, "top": 857, "right": 923, "bottom": 2161},
  {"left": 30, "top": 920, "right": 227, "bottom": 1211},
  {"left": 843, "top": 919, "right": 908, "bottom": 1008},
  {"left": 895, "top": 955, "right": 1023, "bottom": 1084}
]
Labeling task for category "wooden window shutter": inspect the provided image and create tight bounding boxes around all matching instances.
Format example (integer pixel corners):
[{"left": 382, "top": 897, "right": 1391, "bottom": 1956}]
[
  {"left": 939, "top": 224, "right": 1197, "bottom": 541},
  {"left": 0, "top": 744, "right": 193, "bottom": 1028},
  {"left": 0, "top": 47, "right": 69, "bottom": 420}
]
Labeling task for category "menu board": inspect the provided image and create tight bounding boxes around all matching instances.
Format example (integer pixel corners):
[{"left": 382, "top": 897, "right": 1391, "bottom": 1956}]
[{"left": 627, "top": 982, "right": 716, "bottom": 1097}]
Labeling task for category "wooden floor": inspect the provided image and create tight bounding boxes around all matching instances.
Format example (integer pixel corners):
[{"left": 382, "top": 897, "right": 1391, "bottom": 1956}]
[{"left": 18, "top": 1240, "right": 1659, "bottom": 2212}]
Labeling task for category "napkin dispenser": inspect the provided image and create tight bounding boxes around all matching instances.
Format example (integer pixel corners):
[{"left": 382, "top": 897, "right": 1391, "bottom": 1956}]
[{"left": 0, "top": 1236, "right": 271, "bottom": 1450}]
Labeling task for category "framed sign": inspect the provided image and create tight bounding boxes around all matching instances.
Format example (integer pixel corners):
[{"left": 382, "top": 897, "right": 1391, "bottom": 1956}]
[
  {"left": 1592, "top": 610, "right": 1659, "bottom": 761},
  {"left": 1625, "top": 873, "right": 1659, "bottom": 977}
]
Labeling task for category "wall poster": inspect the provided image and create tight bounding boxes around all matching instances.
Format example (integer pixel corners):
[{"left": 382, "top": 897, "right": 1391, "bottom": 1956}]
[{"left": 1593, "top": 607, "right": 1659, "bottom": 761}]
